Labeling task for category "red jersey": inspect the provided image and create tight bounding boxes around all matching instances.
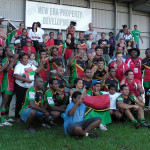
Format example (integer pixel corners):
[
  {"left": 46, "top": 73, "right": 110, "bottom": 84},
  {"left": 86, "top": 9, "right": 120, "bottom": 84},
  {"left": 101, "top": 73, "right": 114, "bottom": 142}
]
[
  {"left": 110, "top": 61, "right": 129, "bottom": 82},
  {"left": 38, "top": 57, "right": 50, "bottom": 82},
  {"left": 23, "top": 46, "right": 36, "bottom": 54},
  {"left": 125, "top": 57, "right": 142, "bottom": 81},
  {"left": 46, "top": 39, "right": 54, "bottom": 47},
  {"left": 142, "top": 58, "right": 150, "bottom": 81},
  {"left": 124, "top": 79, "right": 143, "bottom": 96}
]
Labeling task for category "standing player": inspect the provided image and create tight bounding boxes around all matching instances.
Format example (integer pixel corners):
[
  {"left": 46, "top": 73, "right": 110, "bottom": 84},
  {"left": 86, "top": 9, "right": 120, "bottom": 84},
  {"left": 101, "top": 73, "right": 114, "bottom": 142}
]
[
  {"left": 126, "top": 48, "right": 142, "bottom": 81},
  {"left": 142, "top": 48, "right": 150, "bottom": 109},
  {"left": 1, "top": 47, "right": 18, "bottom": 125},
  {"left": 37, "top": 50, "right": 50, "bottom": 88},
  {"left": 68, "top": 49, "right": 86, "bottom": 84},
  {"left": 110, "top": 53, "right": 129, "bottom": 83}
]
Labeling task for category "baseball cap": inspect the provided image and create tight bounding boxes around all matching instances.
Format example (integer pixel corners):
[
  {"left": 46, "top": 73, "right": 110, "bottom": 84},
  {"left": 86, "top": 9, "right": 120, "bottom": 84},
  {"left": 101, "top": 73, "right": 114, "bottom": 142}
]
[
  {"left": 26, "top": 38, "right": 32, "bottom": 42},
  {"left": 0, "top": 16, "right": 4, "bottom": 19},
  {"left": 92, "top": 79, "right": 102, "bottom": 85},
  {"left": 15, "top": 39, "right": 21, "bottom": 44}
]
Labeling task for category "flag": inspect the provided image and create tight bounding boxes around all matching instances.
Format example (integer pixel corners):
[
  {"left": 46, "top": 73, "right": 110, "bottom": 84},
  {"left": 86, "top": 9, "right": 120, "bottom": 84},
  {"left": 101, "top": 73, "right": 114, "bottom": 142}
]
[{"left": 6, "top": 21, "right": 17, "bottom": 46}]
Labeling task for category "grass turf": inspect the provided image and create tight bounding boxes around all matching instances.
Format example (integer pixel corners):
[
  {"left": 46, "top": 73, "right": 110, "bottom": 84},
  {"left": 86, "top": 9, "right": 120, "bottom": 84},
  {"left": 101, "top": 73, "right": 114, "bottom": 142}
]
[{"left": 0, "top": 115, "right": 150, "bottom": 150}]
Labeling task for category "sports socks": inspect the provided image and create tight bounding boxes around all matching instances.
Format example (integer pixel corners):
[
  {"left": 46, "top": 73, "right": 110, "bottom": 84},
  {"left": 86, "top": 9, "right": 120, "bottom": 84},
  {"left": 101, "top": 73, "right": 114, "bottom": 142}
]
[{"left": 0, "top": 108, "right": 6, "bottom": 123}]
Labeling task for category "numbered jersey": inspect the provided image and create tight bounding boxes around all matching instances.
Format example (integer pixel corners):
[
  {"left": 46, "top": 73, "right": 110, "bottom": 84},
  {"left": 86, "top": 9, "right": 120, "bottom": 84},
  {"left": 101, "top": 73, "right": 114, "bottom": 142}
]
[{"left": 19, "top": 86, "right": 44, "bottom": 115}]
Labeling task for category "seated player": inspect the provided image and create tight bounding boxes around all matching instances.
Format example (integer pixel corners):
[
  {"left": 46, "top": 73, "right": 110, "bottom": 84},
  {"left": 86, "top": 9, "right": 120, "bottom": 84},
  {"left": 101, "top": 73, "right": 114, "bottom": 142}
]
[
  {"left": 120, "top": 69, "right": 144, "bottom": 103},
  {"left": 52, "top": 66, "right": 71, "bottom": 99},
  {"left": 64, "top": 91, "right": 101, "bottom": 138},
  {"left": 107, "top": 84, "right": 122, "bottom": 119},
  {"left": 102, "top": 67, "right": 119, "bottom": 92},
  {"left": 117, "top": 84, "right": 150, "bottom": 128},
  {"left": 93, "top": 58, "right": 108, "bottom": 81},
  {"left": 82, "top": 68, "right": 93, "bottom": 90},
  {"left": 44, "top": 79, "right": 66, "bottom": 120},
  {"left": 19, "top": 77, "right": 51, "bottom": 133},
  {"left": 86, "top": 79, "right": 112, "bottom": 131}
]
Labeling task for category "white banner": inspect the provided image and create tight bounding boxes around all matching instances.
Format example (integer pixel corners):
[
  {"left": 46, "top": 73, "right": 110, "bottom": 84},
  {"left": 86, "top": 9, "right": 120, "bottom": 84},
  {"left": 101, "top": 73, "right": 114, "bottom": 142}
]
[{"left": 25, "top": 1, "right": 92, "bottom": 31}]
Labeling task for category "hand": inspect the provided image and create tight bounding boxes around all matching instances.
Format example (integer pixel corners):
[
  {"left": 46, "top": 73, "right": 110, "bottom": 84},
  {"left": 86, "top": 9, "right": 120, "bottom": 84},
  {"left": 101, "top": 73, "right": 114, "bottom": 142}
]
[
  {"left": 76, "top": 99, "right": 83, "bottom": 106},
  {"left": 14, "top": 53, "right": 19, "bottom": 60},
  {"left": 137, "top": 83, "right": 142, "bottom": 89},
  {"left": 25, "top": 78, "right": 32, "bottom": 83},
  {"left": 59, "top": 91, "right": 64, "bottom": 100},
  {"left": 44, "top": 111, "right": 50, "bottom": 117},
  {"left": 133, "top": 105, "right": 139, "bottom": 110}
]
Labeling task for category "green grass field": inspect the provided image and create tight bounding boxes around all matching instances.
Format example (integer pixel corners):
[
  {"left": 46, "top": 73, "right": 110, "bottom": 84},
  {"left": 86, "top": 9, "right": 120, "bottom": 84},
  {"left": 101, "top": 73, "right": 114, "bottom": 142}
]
[{"left": 1, "top": 114, "right": 150, "bottom": 150}]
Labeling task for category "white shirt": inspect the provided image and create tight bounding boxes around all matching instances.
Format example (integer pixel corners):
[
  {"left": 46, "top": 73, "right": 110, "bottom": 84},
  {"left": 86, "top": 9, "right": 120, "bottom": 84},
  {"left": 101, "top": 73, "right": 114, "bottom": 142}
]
[
  {"left": 14, "top": 63, "right": 37, "bottom": 88},
  {"left": 101, "top": 91, "right": 121, "bottom": 109},
  {"left": 84, "top": 30, "right": 97, "bottom": 42},
  {"left": 28, "top": 29, "right": 40, "bottom": 41},
  {"left": 37, "top": 27, "right": 44, "bottom": 43}
]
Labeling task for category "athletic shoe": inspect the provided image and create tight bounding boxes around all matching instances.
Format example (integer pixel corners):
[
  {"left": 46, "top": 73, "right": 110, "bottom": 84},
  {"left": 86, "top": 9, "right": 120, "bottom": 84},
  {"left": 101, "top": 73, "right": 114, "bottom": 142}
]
[
  {"left": 134, "top": 122, "right": 140, "bottom": 129},
  {"left": 7, "top": 118, "right": 15, "bottom": 122},
  {"left": 99, "top": 124, "right": 107, "bottom": 131},
  {"left": 89, "top": 132, "right": 99, "bottom": 138},
  {"left": 42, "top": 123, "right": 50, "bottom": 128},
  {"left": 2, "top": 121, "right": 13, "bottom": 126},
  {"left": 27, "top": 127, "right": 36, "bottom": 133},
  {"left": 141, "top": 122, "right": 150, "bottom": 128},
  {"left": 0, "top": 123, "right": 4, "bottom": 127}
]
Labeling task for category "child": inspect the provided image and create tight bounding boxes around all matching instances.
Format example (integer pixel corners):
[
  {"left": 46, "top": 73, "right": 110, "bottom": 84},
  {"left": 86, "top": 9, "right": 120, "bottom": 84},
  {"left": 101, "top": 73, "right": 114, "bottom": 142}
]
[
  {"left": 103, "top": 84, "right": 122, "bottom": 119},
  {"left": 28, "top": 52, "right": 38, "bottom": 67},
  {"left": 64, "top": 91, "right": 100, "bottom": 138}
]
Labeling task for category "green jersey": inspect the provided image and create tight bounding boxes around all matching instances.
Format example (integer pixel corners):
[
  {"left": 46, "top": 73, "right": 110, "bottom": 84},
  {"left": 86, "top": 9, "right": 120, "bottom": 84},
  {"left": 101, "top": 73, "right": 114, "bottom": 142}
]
[
  {"left": 19, "top": 86, "right": 44, "bottom": 115},
  {"left": 132, "top": 30, "right": 140, "bottom": 42},
  {"left": 116, "top": 94, "right": 136, "bottom": 109},
  {"left": 44, "top": 88, "right": 63, "bottom": 107},
  {"left": 86, "top": 90, "right": 103, "bottom": 96}
]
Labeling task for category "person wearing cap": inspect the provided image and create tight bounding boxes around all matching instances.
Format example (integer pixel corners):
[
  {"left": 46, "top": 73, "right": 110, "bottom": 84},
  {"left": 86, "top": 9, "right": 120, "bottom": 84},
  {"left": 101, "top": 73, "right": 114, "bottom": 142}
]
[
  {"left": 0, "top": 16, "right": 4, "bottom": 25},
  {"left": 98, "top": 32, "right": 110, "bottom": 62},
  {"left": 11, "top": 39, "right": 21, "bottom": 54},
  {"left": 125, "top": 48, "right": 142, "bottom": 81},
  {"left": 84, "top": 23, "right": 97, "bottom": 43},
  {"left": 22, "top": 38, "right": 36, "bottom": 56},
  {"left": 110, "top": 53, "right": 129, "bottom": 83},
  {"left": 142, "top": 48, "right": 150, "bottom": 109},
  {"left": 75, "top": 32, "right": 88, "bottom": 51},
  {"left": 54, "top": 32, "right": 66, "bottom": 56},
  {"left": 93, "top": 58, "right": 108, "bottom": 81},
  {"left": 86, "top": 79, "right": 111, "bottom": 130},
  {"left": 66, "top": 21, "right": 76, "bottom": 37},
  {"left": 0, "top": 25, "right": 7, "bottom": 46},
  {"left": 132, "top": 25, "right": 143, "bottom": 49},
  {"left": 88, "top": 46, "right": 108, "bottom": 68}
]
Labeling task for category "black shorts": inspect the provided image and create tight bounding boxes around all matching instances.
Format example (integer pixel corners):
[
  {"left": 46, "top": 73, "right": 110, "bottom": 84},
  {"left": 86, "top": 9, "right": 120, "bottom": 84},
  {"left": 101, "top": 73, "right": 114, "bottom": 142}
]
[{"left": 67, "top": 117, "right": 100, "bottom": 136}]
